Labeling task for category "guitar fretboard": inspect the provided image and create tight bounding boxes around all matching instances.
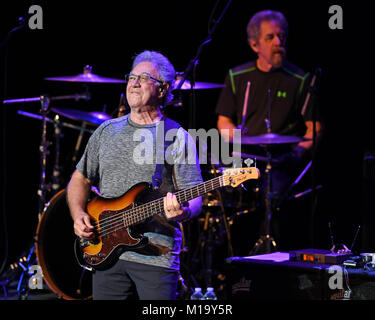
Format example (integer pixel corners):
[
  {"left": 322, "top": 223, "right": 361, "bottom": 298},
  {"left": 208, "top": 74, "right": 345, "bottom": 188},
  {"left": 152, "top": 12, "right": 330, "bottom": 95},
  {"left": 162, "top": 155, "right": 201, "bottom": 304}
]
[{"left": 121, "top": 175, "right": 225, "bottom": 227}]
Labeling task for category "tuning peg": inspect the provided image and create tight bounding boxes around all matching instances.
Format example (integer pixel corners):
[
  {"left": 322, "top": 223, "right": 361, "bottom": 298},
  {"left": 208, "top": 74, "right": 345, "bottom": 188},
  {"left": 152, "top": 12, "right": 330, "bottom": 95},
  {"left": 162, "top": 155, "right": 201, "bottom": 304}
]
[{"left": 244, "top": 158, "right": 254, "bottom": 167}]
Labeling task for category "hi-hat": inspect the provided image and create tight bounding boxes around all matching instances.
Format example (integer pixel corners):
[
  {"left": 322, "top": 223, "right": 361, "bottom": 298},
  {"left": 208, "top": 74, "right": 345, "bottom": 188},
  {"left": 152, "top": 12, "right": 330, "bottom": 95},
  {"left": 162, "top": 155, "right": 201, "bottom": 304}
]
[
  {"left": 45, "top": 65, "right": 126, "bottom": 84},
  {"left": 239, "top": 133, "right": 308, "bottom": 145},
  {"left": 51, "top": 107, "right": 111, "bottom": 126},
  {"left": 173, "top": 78, "right": 225, "bottom": 90}
]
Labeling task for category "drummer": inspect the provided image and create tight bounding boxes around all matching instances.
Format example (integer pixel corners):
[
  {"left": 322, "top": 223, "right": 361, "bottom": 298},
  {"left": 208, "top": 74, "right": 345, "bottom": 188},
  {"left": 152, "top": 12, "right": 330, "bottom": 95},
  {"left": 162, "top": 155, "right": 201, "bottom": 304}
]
[{"left": 215, "top": 10, "right": 322, "bottom": 251}]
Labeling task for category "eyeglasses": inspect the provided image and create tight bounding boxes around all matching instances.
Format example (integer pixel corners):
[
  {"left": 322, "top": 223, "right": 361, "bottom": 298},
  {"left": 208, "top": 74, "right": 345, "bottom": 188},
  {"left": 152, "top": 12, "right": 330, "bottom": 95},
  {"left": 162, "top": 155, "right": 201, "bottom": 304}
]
[{"left": 125, "top": 73, "right": 164, "bottom": 85}]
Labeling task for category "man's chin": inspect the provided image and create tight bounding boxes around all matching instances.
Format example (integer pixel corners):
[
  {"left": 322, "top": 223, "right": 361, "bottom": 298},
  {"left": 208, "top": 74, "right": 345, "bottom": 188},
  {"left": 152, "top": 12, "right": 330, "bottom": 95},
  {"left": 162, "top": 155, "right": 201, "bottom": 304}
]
[
  {"left": 272, "top": 57, "right": 284, "bottom": 69},
  {"left": 272, "top": 52, "right": 285, "bottom": 67}
]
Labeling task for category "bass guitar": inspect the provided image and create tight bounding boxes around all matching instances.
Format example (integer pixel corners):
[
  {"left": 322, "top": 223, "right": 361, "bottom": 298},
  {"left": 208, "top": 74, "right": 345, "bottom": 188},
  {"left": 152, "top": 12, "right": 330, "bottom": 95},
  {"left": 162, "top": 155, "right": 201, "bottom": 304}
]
[{"left": 75, "top": 166, "right": 260, "bottom": 270}]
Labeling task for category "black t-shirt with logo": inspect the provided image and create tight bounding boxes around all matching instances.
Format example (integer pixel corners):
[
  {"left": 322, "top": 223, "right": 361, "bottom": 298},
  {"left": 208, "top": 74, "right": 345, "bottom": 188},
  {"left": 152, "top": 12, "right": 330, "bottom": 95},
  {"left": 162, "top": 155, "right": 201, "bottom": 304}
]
[{"left": 216, "top": 60, "right": 312, "bottom": 138}]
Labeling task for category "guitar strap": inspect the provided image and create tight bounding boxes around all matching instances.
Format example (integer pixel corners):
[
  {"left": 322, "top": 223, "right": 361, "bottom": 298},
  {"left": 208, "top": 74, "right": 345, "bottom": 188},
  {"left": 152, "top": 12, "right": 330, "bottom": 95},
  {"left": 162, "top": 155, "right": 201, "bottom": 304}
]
[{"left": 152, "top": 117, "right": 181, "bottom": 192}]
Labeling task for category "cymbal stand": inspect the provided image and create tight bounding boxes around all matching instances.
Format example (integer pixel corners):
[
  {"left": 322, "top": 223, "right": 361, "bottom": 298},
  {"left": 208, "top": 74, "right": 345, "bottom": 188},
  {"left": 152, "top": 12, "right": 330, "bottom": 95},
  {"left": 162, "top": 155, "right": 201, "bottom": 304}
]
[
  {"left": 250, "top": 90, "right": 277, "bottom": 254},
  {"left": 2, "top": 93, "right": 89, "bottom": 298},
  {"left": 249, "top": 147, "right": 277, "bottom": 255},
  {"left": 51, "top": 114, "right": 63, "bottom": 194},
  {"left": 3, "top": 92, "right": 90, "bottom": 216},
  {"left": 38, "top": 95, "right": 51, "bottom": 216}
]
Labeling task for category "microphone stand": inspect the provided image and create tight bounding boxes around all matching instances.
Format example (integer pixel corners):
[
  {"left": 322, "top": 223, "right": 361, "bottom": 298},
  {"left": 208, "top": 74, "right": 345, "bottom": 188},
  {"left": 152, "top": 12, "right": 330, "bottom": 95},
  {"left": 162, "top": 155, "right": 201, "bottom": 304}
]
[
  {"left": 306, "top": 68, "right": 321, "bottom": 248},
  {"left": 174, "top": 0, "right": 232, "bottom": 129},
  {"left": 174, "top": 0, "right": 232, "bottom": 291}
]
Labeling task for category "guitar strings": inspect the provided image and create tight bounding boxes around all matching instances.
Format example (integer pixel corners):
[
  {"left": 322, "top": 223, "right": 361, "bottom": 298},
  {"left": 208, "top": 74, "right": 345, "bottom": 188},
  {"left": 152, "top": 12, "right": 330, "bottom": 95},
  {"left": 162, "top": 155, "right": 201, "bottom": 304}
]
[
  {"left": 96, "top": 176, "right": 226, "bottom": 238},
  {"left": 94, "top": 176, "right": 224, "bottom": 231},
  {"left": 98, "top": 177, "right": 224, "bottom": 237}
]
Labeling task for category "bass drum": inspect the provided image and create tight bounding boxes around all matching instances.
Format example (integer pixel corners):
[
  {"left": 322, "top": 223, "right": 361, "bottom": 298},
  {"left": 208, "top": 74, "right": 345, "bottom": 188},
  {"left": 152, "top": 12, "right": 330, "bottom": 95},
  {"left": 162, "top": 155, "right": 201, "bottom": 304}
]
[{"left": 35, "top": 189, "right": 92, "bottom": 300}]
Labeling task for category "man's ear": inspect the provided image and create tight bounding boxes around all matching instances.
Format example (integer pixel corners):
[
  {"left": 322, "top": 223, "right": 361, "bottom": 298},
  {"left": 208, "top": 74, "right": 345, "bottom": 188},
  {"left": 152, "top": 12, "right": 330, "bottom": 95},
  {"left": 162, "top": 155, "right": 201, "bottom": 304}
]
[{"left": 249, "top": 39, "right": 258, "bottom": 53}]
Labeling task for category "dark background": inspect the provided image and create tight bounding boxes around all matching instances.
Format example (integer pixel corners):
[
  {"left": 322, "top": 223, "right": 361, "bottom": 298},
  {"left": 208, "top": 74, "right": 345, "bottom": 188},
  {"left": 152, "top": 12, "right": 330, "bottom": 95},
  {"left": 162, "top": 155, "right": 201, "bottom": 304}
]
[{"left": 0, "top": 0, "right": 372, "bottom": 272}]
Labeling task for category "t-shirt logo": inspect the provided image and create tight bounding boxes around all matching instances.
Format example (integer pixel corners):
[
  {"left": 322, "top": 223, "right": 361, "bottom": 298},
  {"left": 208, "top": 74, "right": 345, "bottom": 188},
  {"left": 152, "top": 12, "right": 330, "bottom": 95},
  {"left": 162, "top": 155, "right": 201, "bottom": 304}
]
[{"left": 277, "top": 90, "right": 287, "bottom": 98}]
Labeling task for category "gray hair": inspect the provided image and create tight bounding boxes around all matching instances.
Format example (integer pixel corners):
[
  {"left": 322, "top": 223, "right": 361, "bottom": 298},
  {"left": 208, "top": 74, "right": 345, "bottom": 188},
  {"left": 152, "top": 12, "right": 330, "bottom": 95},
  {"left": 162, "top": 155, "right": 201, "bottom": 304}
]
[
  {"left": 246, "top": 10, "right": 288, "bottom": 42},
  {"left": 132, "top": 50, "right": 176, "bottom": 105}
]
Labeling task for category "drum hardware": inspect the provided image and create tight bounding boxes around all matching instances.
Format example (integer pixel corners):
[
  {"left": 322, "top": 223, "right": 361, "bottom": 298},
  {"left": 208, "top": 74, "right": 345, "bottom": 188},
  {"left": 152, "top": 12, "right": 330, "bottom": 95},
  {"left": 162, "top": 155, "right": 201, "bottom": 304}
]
[
  {"left": 51, "top": 107, "right": 111, "bottom": 126},
  {"left": 166, "top": 90, "right": 183, "bottom": 107},
  {"left": 247, "top": 100, "right": 280, "bottom": 255},
  {"left": 71, "top": 122, "right": 86, "bottom": 165},
  {"left": 173, "top": 77, "right": 225, "bottom": 91},
  {"left": 248, "top": 145, "right": 278, "bottom": 255},
  {"left": 51, "top": 115, "right": 62, "bottom": 193},
  {"left": 181, "top": 165, "right": 237, "bottom": 291},
  {"left": 3, "top": 93, "right": 91, "bottom": 298},
  {"left": 0, "top": 246, "right": 39, "bottom": 299},
  {"left": 49, "top": 107, "right": 112, "bottom": 165},
  {"left": 210, "top": 163, "right": 234, "bottom": 258},
  {"left": 230, "top": 86, "right": 314, "bottom": 255},
  {"left": 116, "top": 92, "right": 129, "bottom": 117},
  {"left": 232, "top": 151, "right": 279, "bottom": 164},
  {"left": 44, "top": 65, "right": 126, "bottom": 84},
  {"left": 4, "top": 93, "right": 90, "bottom": 215},
  {"left": 189, "top": 209, "right": 228, "bottom": 288},
  {"left": 17, "top": 110, "right": 95, "bottom": 134},
  {"left": 186, "top": 159, "right": 258, "bottom": 288}
]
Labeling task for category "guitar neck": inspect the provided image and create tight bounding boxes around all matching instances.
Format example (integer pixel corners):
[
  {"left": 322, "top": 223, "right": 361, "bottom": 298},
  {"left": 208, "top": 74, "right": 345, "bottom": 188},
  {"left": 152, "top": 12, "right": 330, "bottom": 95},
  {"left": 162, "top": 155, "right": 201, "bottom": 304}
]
[{"left": 125, "top": 175, "right": 225, "bottom": 226}]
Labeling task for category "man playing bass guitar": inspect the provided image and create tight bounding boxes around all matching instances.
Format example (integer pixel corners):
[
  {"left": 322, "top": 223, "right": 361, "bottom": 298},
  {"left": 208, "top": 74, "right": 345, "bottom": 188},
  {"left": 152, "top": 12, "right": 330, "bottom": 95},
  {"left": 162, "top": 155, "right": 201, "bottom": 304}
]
[{"left": 67, "top": 50, "right": 203, "bottom": 300}]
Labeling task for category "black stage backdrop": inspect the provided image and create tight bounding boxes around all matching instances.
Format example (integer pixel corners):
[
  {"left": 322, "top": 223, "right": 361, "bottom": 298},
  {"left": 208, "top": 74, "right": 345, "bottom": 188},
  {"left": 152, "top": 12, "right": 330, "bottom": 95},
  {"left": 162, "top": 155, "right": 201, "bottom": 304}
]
[{"left": 0, "top": 1, "right": 372, "bottom": 268}]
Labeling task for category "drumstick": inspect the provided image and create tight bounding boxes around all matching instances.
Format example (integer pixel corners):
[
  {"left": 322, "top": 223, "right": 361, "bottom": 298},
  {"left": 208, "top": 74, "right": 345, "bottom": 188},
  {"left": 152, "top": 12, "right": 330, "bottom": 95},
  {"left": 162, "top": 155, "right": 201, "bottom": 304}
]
[{"left": 240, "top": 81, "right": 251, "bottom": 134}]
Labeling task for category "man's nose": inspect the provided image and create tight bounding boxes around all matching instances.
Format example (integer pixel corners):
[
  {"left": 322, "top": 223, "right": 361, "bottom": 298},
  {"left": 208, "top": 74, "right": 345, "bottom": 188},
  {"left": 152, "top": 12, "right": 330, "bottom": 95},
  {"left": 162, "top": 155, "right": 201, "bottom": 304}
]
[{"left": 273, "top": 35, "right": 282, "bottom": 45}]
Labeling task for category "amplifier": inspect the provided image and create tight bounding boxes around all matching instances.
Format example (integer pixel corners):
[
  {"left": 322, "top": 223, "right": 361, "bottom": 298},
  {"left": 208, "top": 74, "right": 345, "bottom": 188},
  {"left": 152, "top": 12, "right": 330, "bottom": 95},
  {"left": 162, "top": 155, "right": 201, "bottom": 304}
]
[{"left": 225, "top": 252, "right": 375, "bottom": 300}]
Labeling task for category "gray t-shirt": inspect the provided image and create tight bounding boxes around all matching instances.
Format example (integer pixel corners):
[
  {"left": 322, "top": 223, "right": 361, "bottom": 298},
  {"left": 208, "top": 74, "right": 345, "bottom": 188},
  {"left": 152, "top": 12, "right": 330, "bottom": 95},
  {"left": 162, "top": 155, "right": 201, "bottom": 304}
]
[{"left": 76, "top": 114, "right": 202, "bottom": 270}]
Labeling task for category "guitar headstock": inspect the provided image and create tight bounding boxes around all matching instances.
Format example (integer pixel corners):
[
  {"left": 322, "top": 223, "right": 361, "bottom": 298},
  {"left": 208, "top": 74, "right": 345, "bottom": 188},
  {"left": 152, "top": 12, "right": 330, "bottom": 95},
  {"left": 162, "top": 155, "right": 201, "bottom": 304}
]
[{"left": 222, "top": 167, "right": 260, "bottom": 188}]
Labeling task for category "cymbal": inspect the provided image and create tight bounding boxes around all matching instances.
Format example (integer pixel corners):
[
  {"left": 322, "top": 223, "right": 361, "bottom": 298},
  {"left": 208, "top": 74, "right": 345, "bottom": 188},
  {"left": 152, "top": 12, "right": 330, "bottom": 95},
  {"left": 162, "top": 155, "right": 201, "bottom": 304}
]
[
  {"left": 173, "top": 78, "right": 225, "bottom": 90},
  {"left": 239, "top": 133, "right": 307, "bottom": 145},
  {"left": 51, "top": 107, "right": 111, "bottom": 126},
  {"left": 45, "top": 65, "right": 125, "bottom": 84}
]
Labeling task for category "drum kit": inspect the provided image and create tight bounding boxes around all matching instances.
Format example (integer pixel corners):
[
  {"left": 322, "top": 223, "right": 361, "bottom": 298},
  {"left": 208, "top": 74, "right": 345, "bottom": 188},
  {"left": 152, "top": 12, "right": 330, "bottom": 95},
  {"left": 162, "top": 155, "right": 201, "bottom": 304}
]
[{"left": 1, "top": 65, "right": 314, "bottom": 299}]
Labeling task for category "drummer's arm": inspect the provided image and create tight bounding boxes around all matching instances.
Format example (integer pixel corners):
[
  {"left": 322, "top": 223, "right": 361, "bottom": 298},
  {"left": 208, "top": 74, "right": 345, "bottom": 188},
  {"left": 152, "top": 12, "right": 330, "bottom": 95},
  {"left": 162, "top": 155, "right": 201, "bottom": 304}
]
[
  {"left": 217, "top": 115, "right": 237, "bottom": 142},
  {"left": 67, "top": 169, "right": 94, "bottom": 239},
  {"left": 298, "top": 120, "right": 322, "bottom": 151}
]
